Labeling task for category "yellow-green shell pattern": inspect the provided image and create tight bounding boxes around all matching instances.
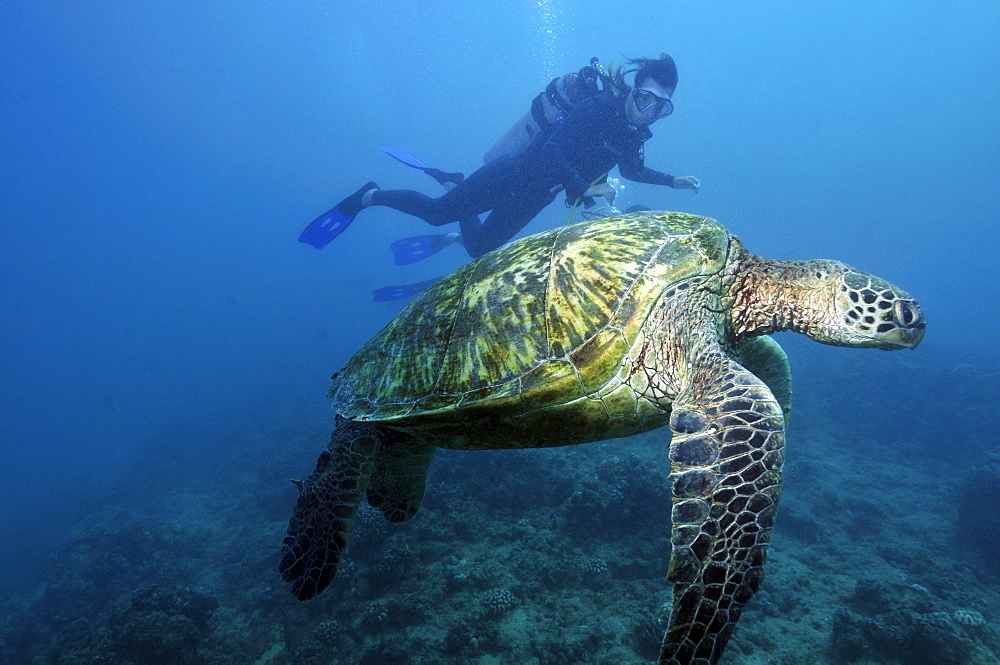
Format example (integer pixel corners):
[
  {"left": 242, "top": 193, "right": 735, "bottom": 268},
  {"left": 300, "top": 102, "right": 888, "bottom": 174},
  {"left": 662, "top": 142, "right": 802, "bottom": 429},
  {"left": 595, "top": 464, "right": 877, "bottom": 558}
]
[{"left": 329, "top": 212, "right": 729, "bottom": 446}]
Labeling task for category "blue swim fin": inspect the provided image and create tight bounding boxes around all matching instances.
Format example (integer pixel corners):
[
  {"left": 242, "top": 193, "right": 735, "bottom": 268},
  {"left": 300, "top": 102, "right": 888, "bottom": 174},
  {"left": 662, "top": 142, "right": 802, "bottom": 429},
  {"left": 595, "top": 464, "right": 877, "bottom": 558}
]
[
  {"left": 389, "top": 233, "right": 460, "bottom": 266},
  {"left": 382, "top": 146, "right": 431, "bottom": 170},
  {"left": 372, "top": 276, "right": 443, "bottom": 302},
  {"left": 298, "top": 206, "right": 353, "bottom": 249},
  {"left": 298, "top": 181, "right": 378, "bottom": 249},
  {"left": 382, "top": 147, "right": 464, "bottom": 188}
]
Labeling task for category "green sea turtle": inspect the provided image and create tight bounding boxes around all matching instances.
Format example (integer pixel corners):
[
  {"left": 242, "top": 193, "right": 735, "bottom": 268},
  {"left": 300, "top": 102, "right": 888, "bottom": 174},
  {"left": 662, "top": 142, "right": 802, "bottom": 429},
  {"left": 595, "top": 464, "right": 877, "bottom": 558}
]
[{"left": 279, "top": 211, "right": 925, "bottom": 664}]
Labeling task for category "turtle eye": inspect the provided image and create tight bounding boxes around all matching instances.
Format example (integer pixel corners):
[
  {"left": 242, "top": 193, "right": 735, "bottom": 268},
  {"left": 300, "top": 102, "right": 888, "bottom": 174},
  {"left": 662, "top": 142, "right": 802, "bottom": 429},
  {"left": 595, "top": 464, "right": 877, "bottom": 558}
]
[{"left": 892, "top": 300, "right": 922, "bottom": 328}]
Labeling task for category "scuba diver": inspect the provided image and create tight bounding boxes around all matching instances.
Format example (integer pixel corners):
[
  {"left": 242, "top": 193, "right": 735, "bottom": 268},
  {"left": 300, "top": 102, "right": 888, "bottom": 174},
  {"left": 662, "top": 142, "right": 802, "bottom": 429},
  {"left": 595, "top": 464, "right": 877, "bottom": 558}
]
[
  {"left": 299, "top": 54, "right": 700, "bottom": 259},
  {"left": 483, "top": 56, "right": 629, "bottom": 165}
]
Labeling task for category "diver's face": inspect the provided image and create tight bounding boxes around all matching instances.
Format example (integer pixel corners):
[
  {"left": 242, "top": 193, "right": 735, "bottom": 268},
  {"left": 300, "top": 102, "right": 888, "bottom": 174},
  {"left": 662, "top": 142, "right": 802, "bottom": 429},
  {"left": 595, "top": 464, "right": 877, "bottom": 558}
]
[{"left": 627, "top": 78, "right": 673, "bottom": 127}]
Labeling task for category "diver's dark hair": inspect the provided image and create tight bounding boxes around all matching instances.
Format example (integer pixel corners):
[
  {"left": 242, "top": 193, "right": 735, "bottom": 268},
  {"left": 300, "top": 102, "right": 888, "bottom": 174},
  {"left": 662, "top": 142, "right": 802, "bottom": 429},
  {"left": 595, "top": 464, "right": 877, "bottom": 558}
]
[{"left": 610, "top": 53, "right": 678, "bottom": 95}]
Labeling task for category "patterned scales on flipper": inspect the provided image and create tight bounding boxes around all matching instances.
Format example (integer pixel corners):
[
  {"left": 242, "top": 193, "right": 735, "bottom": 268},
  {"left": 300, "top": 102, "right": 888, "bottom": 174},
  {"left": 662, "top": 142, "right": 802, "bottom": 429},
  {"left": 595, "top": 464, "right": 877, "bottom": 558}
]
[
  {"left": 279, "top": 210, "right": 926, "bottom": 665},
  {"left": 662, "top": 347, "right": 785, "bottom": 664},
  {"left": 279, "top": 419, "right": 383, "bottom": 601}
]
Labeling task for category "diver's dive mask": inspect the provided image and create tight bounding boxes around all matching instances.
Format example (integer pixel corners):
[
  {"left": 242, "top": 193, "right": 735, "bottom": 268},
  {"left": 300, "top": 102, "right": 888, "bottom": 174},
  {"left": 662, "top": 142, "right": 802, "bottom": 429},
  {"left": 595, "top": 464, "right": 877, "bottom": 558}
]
[{"left": 631, "top": 88, "right": 674, "bottom": 119}]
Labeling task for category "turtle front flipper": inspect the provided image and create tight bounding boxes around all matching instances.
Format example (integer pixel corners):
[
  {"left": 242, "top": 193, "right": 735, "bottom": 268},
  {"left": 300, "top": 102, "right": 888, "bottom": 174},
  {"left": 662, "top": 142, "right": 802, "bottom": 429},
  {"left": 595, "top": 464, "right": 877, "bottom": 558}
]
[
  {"left": 279, "top": 418, "right": 384, "bottom": 600},
  {"left": 660, "top": 350, "right": 785, "bottom": 665}
]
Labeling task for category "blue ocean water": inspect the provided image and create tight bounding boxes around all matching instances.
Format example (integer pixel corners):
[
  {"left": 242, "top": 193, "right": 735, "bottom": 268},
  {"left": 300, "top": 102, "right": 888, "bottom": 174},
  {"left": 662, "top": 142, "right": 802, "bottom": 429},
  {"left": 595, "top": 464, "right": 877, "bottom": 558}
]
[{"left": 2, "top": 2, "right": 998, "bottom": 664}]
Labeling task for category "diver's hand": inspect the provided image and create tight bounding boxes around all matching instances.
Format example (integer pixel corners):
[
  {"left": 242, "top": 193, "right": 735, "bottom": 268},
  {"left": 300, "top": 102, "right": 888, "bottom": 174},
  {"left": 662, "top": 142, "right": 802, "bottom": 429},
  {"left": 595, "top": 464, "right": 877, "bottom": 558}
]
[
  {"left": 583, "top": 183, "right": 617, "bottom": 204},
  {"left": 673, "top": 176, "right": 700, "bottom": 192}
]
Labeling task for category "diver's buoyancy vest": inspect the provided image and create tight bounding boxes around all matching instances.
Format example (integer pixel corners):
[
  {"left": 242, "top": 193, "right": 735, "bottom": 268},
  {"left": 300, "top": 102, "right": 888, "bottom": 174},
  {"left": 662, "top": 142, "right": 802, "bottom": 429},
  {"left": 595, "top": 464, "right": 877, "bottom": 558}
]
[{"left": 483, "top": 58, "right": 620, "bottom": 165}]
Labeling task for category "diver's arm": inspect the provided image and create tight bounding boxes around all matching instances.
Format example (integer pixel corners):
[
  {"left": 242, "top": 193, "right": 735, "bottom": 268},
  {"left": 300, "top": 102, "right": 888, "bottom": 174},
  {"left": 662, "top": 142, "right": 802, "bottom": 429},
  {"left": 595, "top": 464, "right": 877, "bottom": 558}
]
[
  {"left": 618, "top": 143, "right": 676, "bottom": 187},
  {"left": 618, "top": 144, "right": 700, "bottom": 191}
]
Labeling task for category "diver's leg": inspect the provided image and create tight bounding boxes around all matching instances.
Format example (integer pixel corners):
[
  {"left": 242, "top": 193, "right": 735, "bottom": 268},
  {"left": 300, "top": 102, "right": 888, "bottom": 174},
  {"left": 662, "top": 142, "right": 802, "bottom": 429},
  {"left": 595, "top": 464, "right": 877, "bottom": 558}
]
[
  {"left": 459, "top": 189, "right": 555, "bottom": 257},
  {"left": 371, "top": 189, "right": 456, "bottom": 226},
  {"left": 370, "top": 156, "right": 514, "bottom": 227}
]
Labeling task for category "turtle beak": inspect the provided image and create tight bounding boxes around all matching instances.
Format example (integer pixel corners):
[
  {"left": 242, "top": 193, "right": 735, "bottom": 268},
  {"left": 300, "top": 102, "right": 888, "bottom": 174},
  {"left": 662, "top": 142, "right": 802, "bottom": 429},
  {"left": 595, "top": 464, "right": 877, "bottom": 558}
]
[{"left": 879, "top": 300, "right": 926, "bottom": 349}]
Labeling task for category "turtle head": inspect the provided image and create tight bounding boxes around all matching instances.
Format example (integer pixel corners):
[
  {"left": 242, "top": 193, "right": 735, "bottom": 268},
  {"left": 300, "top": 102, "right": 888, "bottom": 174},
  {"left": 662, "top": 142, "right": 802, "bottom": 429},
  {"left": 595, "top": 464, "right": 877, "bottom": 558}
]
[
  {"left": 803, "top": 261, "right": 926, "bottom": 350},
  {"left": 830, "top": 265, "right": 925, "bottom": 349},
  {"left": 731, "top": 255, "right": 925, "bottom": 350}
]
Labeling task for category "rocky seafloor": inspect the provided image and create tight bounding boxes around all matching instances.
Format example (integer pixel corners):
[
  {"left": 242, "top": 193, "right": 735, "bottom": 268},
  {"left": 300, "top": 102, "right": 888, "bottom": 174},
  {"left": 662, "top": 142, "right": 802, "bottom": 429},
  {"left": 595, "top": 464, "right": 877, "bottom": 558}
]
[{"left": 2, "top": 342, "right": 998, "bottom": 665}]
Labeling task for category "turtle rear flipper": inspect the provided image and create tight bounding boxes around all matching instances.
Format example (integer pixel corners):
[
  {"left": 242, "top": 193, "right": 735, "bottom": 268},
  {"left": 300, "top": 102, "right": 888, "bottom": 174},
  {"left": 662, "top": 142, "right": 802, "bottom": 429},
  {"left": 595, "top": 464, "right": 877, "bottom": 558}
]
[
  {"left": 366, "top": 434, "right": 436, "bottom": 523},
  {"left": 660, "top": 351, "right": 785, "bottom": 664},
  {"left": 279, "top": 419, "right": 383, "bottom": 600},
  {"left": 730, "top": 336, "right": 792, "bottom": 418}
]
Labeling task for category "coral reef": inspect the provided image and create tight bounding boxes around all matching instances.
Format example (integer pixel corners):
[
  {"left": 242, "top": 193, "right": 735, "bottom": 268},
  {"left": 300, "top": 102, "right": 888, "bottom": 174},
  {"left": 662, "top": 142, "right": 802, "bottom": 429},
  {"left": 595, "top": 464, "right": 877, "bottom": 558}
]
[
  {"left": 480, "top": 586, "right": 515, "bottom": 617},
  {"left": 563, "top": 453, "right": 671, "bottom": 543},
  {"left": 957, "top": 451, "right": 1000, "bottom": 572},
  {"left": 2, "top": 348, "right": 999, "bottom": 665},
  {"left": 583, "top": 556, "right": 609, "bottom": 577},
  {"left": 953, "top": 608, "right": 986, "bottom": 628},
  {"left": 44, "top": 585, "right": 219, "bottom": 665},
  {"left": 830, "top": 578, "right": 990, "bottom": 665}
]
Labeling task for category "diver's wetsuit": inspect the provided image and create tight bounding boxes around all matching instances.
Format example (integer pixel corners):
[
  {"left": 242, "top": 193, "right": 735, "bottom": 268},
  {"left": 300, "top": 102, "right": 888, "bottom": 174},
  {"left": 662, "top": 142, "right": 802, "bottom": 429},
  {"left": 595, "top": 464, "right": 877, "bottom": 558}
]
[{"left": 371, "top": 92, "right": 677, "bottom": 258}]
